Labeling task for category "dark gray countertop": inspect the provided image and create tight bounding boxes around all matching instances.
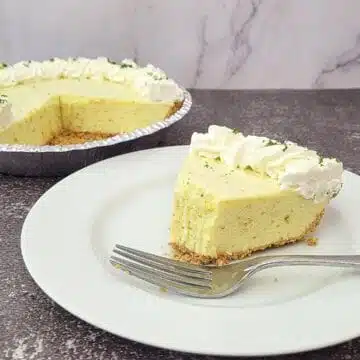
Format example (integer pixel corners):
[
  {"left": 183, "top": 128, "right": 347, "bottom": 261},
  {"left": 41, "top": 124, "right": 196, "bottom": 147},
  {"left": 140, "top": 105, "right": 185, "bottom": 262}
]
[{"left": 1, "top": 89, "right": 360, "bottom": 360}]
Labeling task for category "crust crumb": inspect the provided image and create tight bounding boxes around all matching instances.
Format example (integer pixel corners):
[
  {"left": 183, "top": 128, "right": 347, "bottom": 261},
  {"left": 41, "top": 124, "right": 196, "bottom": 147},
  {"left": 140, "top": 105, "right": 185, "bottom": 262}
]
[{"left": 306, "top": 237, "right": 318, "bottom": 246}]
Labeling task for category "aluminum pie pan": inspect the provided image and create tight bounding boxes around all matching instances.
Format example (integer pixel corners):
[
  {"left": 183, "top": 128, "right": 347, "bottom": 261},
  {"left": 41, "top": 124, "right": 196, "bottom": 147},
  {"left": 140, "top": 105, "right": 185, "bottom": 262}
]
[{"left": 0, "top": 89, "right": 192, "bottom": 177}]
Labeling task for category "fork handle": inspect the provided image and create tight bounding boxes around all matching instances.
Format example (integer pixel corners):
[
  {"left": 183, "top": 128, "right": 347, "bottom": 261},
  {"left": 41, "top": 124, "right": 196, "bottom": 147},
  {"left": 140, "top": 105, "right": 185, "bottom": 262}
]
[{"left": 253, "top": 255, "right": 360, "bottom": 271}]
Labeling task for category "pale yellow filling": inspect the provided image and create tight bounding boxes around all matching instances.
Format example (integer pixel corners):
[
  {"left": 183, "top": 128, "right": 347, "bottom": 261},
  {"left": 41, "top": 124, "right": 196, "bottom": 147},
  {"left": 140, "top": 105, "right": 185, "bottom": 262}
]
[
  {"left": 60, "top": 95, "right": 172, "bottom": 134},
  {"left": 170, "top": 154, "right": 327, "bottom": 258},
  {"left": 0, "top": 79, "right": 175, "bottom": 145},
  {"left": 0, "top": 97, "right": 61, "bottom": 145}
]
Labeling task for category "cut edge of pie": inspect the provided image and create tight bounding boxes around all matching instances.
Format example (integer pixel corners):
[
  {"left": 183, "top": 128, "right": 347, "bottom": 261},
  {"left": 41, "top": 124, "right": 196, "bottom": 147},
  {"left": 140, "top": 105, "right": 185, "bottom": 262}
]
[{"left": 171, "top": 210, "right": 324, "bottom": 266}]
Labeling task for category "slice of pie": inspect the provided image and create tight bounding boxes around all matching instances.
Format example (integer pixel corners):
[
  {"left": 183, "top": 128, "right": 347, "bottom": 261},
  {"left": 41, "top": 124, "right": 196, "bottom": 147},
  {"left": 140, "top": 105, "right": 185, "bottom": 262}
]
[
  {"left": 170, "top": 125, "right": 343, "bottom": 265},
  {"left": 0, "top": 57, "right": 183, "bottom": 146}
]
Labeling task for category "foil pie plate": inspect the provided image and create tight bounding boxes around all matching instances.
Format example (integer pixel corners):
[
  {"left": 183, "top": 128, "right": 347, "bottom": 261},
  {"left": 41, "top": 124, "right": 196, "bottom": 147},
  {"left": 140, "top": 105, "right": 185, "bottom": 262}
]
[{"left": 0, "top": 89, "right": 192, "bottom": 177}]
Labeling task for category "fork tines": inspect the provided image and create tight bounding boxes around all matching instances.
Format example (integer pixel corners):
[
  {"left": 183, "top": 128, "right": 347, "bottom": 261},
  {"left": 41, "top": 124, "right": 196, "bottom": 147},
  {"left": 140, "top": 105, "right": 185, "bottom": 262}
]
[{"left": 110, "top": 244, "right": 212, "bottom": 292}]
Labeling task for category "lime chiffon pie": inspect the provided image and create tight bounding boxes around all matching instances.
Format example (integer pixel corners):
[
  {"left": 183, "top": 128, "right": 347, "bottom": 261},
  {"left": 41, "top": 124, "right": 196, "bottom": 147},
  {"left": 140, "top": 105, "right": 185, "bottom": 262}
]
[
  {"left": 0, "top": 57, "right": 184, "bottom": 146},
  {"left": 170, "top": 125, "right": 343, "bottom": 265}
]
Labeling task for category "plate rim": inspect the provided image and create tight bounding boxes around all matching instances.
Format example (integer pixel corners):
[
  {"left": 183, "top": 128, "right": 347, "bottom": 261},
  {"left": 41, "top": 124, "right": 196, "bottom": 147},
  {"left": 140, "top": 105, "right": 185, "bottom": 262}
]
[{"left": 20, "top": 145, "right": 360, "bottom": 357}]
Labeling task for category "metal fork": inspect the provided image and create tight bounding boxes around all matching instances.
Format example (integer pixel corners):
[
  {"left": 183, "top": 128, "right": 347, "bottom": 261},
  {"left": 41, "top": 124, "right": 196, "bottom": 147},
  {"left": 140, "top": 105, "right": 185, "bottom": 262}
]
[{"left": 110, "top": 244, "right": 360, "bottom": 298}]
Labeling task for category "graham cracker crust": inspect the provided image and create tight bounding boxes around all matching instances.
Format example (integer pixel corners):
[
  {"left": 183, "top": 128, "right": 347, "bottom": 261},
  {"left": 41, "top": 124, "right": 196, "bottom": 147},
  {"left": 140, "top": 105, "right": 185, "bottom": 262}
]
[
  {"left": 167, "top": 101, "right": 183, "bottom": 117},
  {"left": 171, "top": 209, "right": 325, "bottom": 266},
  {"left": 47, "top": 130, "right": 116, "bottom": 145},
  {"left": 47, "top": 101, "right": 184, "bottom": 146}
]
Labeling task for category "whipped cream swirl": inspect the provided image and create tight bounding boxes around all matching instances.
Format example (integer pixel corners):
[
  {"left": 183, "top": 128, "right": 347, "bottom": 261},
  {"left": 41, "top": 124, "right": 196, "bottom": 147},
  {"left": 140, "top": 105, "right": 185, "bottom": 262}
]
[
  {"left": 190, "top": 125, "right": 343, "bottom": 203},
  {"left": 0, "top": 94, "right": 14, "bottom": 128},
  {"left": 0, "top": 57, "right": 183, "bottom": 103}
]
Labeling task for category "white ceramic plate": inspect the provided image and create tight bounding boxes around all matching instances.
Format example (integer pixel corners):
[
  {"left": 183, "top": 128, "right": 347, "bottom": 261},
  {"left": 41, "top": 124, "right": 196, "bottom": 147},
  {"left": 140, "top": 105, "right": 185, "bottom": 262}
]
[{"left": 21, "top": 146, "right": 360, "bottom": 357}]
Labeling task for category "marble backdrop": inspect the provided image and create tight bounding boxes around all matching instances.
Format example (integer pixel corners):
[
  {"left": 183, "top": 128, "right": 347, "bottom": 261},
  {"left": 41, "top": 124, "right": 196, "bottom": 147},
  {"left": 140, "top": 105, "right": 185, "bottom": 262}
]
[{"left": 1, "top": 0, "right": 360, "bottom": 89}]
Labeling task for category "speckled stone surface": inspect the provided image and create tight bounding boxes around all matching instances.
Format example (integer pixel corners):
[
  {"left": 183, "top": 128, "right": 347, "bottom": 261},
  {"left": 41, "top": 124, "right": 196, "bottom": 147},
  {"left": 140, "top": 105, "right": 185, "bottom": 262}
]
[{"left": 1, "top": 89, "right": 360, "bottom": 360}]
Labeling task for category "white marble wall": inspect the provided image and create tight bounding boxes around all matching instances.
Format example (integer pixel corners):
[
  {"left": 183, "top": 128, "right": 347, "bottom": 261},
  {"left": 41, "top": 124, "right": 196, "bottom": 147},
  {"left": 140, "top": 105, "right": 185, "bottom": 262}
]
[{"left": 1, "top": 0, "right": 360, "bottom": 89}]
